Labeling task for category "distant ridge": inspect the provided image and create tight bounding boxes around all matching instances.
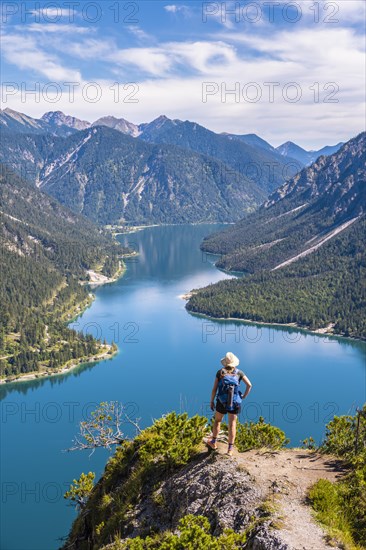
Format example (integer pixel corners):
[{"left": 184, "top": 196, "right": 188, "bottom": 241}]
[
  {"left": 0, "top": 108, "right": 343, "bottom": 163},
  {"left": 221, "top": 132, "right": 275, "bottom": 152},
  {"left": 41, "top": 110, "right": 90, "bottom": 131},
  {"left": 92, "top": 115, "right": 140, "bottom": 137},
  {"left": 276, "top": 140, "right": 344, "bottom": 166}
]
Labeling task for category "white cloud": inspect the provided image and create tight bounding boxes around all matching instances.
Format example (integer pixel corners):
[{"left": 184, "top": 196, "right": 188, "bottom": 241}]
[
  {"left": 60, "top": 38, "right": 113, "bottom": 60},
  {"left": 30, "top": 7, "right": 76, "bottom": 19},
  {"left": 26, "top": 23, "right": 90, "bottom": 34},
  {"left": 164, "top": 5, "right": 179, "bottom": 13},
  {"left": 1, "top": 33, "right": 82, "bottom": 81},
  {"left": 127, "top": 26, "right": 155, "bottom": 43},
  {"left": 163, "top": 41, "right": 237, "bottom": 74},
  {"left": 1, "top": 7, "right": 364, "bottom": 148},
  {"left": 164, "top": 4, "right": 191, "bottom": 16},
  {"left": 109, "top": 47, "right": 172, "bottom": 76},
  {"left": 61, "top": 39, "right": 237, "bottom": 77}
]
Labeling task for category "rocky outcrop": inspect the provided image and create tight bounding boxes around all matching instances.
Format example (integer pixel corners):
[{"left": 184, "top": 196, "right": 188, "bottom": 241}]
[
  {"left": 246, "top": 523, "right": 291, "bottom": 550},
  {"left": 124, "top": 452, "right": 262, "bottom": 538},
  {"left": 63, "top": 421, "right": 345, "bottom": 550},
  {"left": 100, "top": 450, "right": 302, "bottom": 549}
]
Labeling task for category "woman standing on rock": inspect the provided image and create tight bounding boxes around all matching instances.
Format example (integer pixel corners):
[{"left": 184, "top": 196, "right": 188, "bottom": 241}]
[{"left": 207, "top": 352, "right": 252, "bottom": 456}]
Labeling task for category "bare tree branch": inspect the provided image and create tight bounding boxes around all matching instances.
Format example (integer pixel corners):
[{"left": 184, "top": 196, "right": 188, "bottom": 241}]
[{"left": 64, "top": 401, "right": 141, "bottom": 453}]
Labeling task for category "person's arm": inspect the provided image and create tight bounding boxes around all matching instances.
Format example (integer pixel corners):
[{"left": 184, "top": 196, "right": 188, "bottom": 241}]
[
  {"left": 241, "top": 375, "right": 252, "bottom": 399},
  {"left": 210, "top": 377, "right": 219, "bottom": 411}
]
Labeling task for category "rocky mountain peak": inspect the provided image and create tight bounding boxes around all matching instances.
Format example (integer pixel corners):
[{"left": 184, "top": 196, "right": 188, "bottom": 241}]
[
  {"left": 41, "top": 111, "right": 91, "bottom": 130},
  {"left": 92, "top": 115, "right": 140, "bottom": 137}
]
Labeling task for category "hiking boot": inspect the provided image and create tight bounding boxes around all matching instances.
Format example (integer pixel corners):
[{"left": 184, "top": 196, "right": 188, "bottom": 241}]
[
  {"left": 227, "top": 448, "right": 233, "bottom": 457},
  {"left": 206, "top": 439, "right": 218, "bottom": 451}
]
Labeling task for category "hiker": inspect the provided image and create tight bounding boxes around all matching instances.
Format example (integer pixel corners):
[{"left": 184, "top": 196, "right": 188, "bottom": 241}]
[{"left": 207, "top": 352, "right": 252, "bottom": 456}]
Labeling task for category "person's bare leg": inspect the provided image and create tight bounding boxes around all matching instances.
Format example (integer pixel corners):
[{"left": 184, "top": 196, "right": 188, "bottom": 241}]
[
  {"left": 207, "top": 411, "right": 224, "bottom": 449},
  {"left": 212, "top": 411, "right": 224, "bottom": 439},
  {"left": 227, "top": 413, "right": 237, "bottom": 455}
]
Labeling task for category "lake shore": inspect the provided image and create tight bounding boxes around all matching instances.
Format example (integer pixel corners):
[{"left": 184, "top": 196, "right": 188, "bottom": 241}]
[
  {"left": 1, "top": 260, "right": 127, "bottom": 386},
  {"left": 181, "top": 294, "right": 363, "bottom": 342},
  {"left": 0, "top": 344, "right": 118, "bottom": 385},
  {"left": 109, "top": 222, "right": 233, "bottom": 236},
  {"left": 109, "top": 224, "right": 159, "bottom": 236},
  {"left": 81, "top": 260, "right": 126, "bottom": 287}
]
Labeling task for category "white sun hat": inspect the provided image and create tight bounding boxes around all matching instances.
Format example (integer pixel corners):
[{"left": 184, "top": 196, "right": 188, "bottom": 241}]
[{"left": 220, "top": 352, "right": 240, "bottom": 368}]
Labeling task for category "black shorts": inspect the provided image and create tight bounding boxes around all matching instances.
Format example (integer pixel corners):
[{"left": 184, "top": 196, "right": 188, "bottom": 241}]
[{"left": 215, "top": 400, "right": 241, "bottom": 415}]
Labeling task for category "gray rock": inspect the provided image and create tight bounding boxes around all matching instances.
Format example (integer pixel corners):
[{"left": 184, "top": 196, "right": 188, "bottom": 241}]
[
  {"left": 125, "top": 451, "right": 262, "bottom": 538},
  {"left": 245, "top": 521, "right": 293, "bottom": 550}
]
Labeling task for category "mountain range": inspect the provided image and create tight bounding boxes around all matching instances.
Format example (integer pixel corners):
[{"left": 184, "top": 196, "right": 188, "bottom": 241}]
[
  {"left": 0, "top": 109, "right": 300, "bottom": 224},
  {"left": 0, "top": 125, "right": 266, "bottom": 224},
  {"left": 276, "top": 140, "right": 344, "bottom": 166},
  {"left": 187, "top": 132, "right": 366, "bottom": 339},
  {"left": 1, "top": 108, "right": 343, "bottom": 166},
  {"left": 0, "top": 108, "right": 346, "bottom": 225}
]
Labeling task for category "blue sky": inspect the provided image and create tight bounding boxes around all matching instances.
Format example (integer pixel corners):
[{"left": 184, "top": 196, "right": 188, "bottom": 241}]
[{"left": 1, "top": 0, "right": 365, "bottom": 148}]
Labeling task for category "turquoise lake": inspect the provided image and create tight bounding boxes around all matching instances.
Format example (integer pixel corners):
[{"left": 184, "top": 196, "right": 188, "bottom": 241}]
[{"left": 1, "top": 224, "right": 365, "bottom": 550}]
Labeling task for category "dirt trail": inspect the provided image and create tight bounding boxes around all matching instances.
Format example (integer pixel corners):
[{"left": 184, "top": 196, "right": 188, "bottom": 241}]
[{"left": 216, "top": 443, "right": 346, "bottom": 550}]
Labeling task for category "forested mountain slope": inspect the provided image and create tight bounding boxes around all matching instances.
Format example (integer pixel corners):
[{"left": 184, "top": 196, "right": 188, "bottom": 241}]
[
  {"left": 188, "top": 216, "right": 366, "bottom": 339},
  {"left": 187, "top": 133, "right": 366, "bottom": 339},
  {"left": 137, "top": 119, "right": 302, "bottom": 194},
  {"left": 0, "top": 165, "right": 126, "bottom": 379},
  {"left": 0, "top": 126, "right": 266, "bottom": 224},
  {"left": 201, "top": 133, "right": 365, "bottom": 273}
]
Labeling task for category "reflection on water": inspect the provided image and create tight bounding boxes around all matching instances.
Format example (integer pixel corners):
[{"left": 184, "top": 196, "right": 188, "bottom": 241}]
[{"left": 0, "top": 358, "right": 113, "bottom": 401}]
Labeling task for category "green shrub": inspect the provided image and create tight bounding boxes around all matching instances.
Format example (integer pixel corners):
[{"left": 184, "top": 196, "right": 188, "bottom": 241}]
[
  {"left": 321, "top": 414, "right": 358, "bottom": 460},
  {"left": 136, "top": 412, "right": 209, "bottom": 467},
  {"left": 236, "top": 416, "right": 289, "bottom": 452},
  {"left": 108, "top": 514, "right": 248, "bottom": 549},
  {"left": 309, "top": 406, "right": 366, "bottom": 548},
  {"left": 308, "top": 479, "right": 363, "bottom": 550},
  {"left": 64, "top": 471, "right": 95, "bottom": 509},
  {"left": 65, "top": 413, "right": 210, "bottom": 549},
  {"left": 301, "top": 436, "right": 316, "bottom": 450}
]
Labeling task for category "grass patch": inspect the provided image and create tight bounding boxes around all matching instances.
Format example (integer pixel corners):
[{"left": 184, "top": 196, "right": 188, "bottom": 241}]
[
  {"left": 308, "top": 406, "right": 366, "bottom": 549},
  {"left": 308, "top": 479, "right": 363, "bottom": 550}
]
